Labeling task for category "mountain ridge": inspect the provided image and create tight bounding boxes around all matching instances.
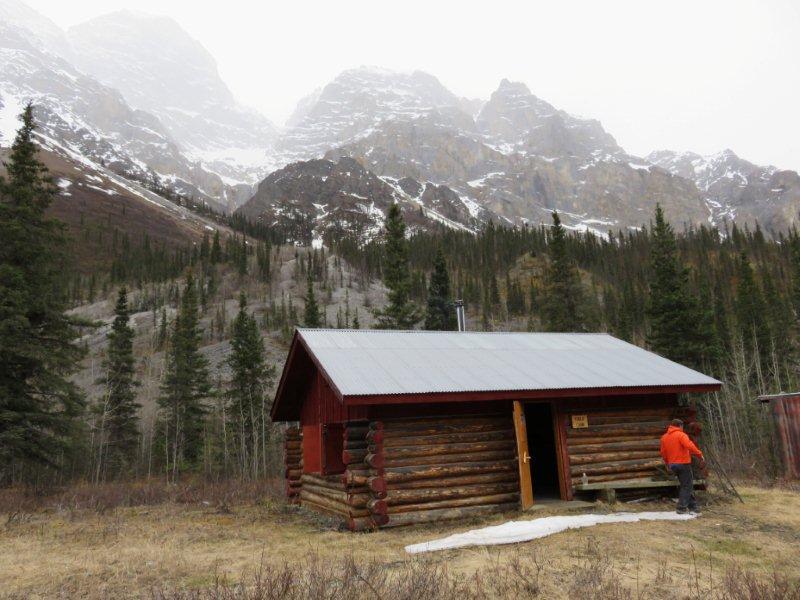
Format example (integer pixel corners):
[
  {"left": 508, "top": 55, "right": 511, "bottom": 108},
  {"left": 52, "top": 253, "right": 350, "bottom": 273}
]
[{"left": 2, "top": 0, "right": 799, "bottom": 240}]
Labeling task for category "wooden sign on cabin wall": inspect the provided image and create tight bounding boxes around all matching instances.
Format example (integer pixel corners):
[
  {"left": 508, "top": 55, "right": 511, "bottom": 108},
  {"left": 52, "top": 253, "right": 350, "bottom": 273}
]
[{"left": 571, "top": 414, "right": 589, "bottom": 429}]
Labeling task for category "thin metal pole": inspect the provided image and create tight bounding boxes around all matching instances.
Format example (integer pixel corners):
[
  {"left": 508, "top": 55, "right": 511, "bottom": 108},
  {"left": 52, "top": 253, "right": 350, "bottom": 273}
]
[{"left": 455, "top": 299, "right": 466, "bottom": 332}]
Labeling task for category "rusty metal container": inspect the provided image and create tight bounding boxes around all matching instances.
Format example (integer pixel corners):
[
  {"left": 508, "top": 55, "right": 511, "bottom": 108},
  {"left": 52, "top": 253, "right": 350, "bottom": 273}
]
[{"left": 758, "top": 393, "right": 800, "bottom": 480}]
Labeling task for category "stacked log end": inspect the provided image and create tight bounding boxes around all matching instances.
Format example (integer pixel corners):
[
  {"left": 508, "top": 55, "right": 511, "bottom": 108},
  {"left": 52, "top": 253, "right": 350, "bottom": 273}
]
[
  {"left": 297, "top": 420, "right": 378, "bottom": 531},
  {"left": 285, "top": 426, "right": 302, "bottom": 503},
  {"left": 566, "top": 405, "right": 698, "bottom": 488},
  {"left": 365, "top": 414, "right": 519, "bottom": 528}
]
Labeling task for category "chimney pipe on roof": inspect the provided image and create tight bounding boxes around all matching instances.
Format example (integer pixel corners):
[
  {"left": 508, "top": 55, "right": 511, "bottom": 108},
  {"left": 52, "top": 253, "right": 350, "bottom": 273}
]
[{"left": 455, "top": 299, "right": 466, "bottom": 332}]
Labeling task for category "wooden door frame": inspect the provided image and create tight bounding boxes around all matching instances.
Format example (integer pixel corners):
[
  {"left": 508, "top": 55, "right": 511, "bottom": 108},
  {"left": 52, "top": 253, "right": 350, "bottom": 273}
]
[
  {"left": 513, "top": 400, "right": 570, "bottom": 507},
  {"left": 512, "top": 400, "right": 534, "bottom": 509}
]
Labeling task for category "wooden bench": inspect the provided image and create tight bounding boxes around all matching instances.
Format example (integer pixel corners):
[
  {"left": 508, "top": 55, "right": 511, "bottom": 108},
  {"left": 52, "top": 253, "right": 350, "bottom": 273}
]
[{"left": 574, "top": 478, "right": 707, "bottom": 503}]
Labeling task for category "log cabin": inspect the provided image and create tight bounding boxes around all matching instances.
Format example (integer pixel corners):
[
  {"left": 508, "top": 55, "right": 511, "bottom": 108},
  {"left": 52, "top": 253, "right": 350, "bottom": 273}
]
[{"left": 272, "top": 329, "right": 721, "bottom": 530}]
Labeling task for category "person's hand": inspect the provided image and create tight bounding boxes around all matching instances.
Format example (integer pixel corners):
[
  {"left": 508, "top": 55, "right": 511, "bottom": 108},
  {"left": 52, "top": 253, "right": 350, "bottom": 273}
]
[{"left": 698, "top": 458, "right": 707, "bottom": 471}]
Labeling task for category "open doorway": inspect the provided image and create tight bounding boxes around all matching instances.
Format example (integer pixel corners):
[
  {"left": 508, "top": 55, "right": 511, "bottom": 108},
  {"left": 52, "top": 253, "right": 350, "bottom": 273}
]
[{"left": 524, "top": 402, "right": 561, "bottom": 500}]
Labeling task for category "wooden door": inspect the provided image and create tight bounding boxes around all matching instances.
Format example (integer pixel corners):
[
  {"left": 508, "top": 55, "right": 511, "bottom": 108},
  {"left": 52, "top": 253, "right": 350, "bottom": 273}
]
[
  {"left": 322, "top": 423, "right": 345, "bottom": 475},
  {"left": 513, "top": 400, "right": 534, "bottom": 509}
]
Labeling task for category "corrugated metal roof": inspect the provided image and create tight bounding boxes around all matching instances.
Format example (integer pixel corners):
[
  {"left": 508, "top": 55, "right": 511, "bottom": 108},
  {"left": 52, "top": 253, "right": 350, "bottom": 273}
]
[{"left": 296, "top": 329, "right": 721, "bottom": 397}]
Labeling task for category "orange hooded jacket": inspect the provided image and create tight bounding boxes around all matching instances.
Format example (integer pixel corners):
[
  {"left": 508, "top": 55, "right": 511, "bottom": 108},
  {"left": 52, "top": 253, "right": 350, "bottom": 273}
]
[{"left": 660, "top": 425, "right": 703, "bottom": 465}]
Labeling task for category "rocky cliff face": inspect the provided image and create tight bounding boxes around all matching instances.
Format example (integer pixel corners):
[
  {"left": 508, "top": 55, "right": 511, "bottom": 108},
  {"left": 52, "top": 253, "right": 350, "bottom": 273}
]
[
  {"left": 476, "top": 79, "right": 623, "bottom": 160},
  {"left": 277, "top": 68, "right": 468, "bottom": 161},
  {"left": 237, "top": 157, "right": 483, "bottom": 244},
  {"left": 647, "top": 149, "right": 800, "bottom": 231},
  {"left": 322, "top": 75, "right": 706, "bottom": 232},
  {"left": 283, "top": 68, "right": 800, "bottom": 235}
]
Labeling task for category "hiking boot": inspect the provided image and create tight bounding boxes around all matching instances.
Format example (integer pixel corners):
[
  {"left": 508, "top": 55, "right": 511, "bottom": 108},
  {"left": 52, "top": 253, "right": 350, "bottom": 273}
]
[
  {"left": 689, "top": 507, "right": 702, "bottom": 515},
  {"left": 676, "top": 507, "right": 689, "bottom": 514}
]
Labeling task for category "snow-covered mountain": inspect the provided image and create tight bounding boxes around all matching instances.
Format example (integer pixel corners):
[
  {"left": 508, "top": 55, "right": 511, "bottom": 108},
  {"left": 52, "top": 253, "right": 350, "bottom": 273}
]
[
  {"left": 0, "top": 0, "right": 261, "bottom": 210},
  {"left": 321, "top": 73, "right": 706, "bottom": 233},
  {"left": 475, "top": 79, "right": 624, "bottom": 161},
  {"left": 0, "top": 0, "right": 70, "bottom": 57},
  {"left": 647, "top": 149, "right": 800, "bottom": 231},
  {"left": 276, "top": 68, "right": 473, "bottom": 162},
  {"left": 67, "top": 11, "right": 278, "bottom": 187},
  {"left": 0, "top": 18, "right": 233, "bottom": 210},
  {"left": 3, "top": 0, "right": 800, "bottom": 241}
]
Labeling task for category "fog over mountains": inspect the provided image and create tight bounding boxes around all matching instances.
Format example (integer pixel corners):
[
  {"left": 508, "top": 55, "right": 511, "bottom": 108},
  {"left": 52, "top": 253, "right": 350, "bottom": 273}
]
[{"left": 2, "top": 0, "right": 799, "bottom": 241}]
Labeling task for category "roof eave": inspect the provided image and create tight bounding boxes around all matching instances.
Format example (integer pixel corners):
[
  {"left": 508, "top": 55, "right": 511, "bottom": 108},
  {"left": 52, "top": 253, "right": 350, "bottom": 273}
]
[{"left": 342, "top": 383, "right": 722, "bottom": 406}]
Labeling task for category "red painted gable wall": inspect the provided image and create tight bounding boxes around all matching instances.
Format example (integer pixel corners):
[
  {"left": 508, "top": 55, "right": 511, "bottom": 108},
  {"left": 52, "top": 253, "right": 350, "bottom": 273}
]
[{"left": 300, "top": 370, "right": 367, "bottom": 474}]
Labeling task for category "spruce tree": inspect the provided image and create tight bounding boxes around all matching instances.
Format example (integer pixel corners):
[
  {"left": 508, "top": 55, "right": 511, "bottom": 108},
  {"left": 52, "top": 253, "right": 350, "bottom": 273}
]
[
  {"left": 735, "top": 252, "right": 771, "bottom": 369},
  {"left": 0, "top": 104, "right": 85, "bottom": 475},
  {"left": 541, "top": 211, "right": 585, "bottom": 331},
  {"left": 374, "top": 203, "right": 420, "bottom": 329},
  {"left": 157, "top": 308, "right": 168, "bottom": 349},
  {"left": 199, "top": 232, "right": 210, "bottom": 264},
  {"left": 424, "top": 248, "right": 457, "bottom": 330},
  {"left": 158, "top": 273, "right": 212, "bottom": 477},
  {"left": 303, "top": 271, "right": 322, "bottom": 328},
  {"left": 257, "top": 241, "right": 271, "bottom": 282},
  {"left": 790, "top": 234, "right": 800, "bottom": 321},
  {"left": 646, "top": 205, "right": 708, "bottom": 368},
  {"left": 96, "top": 287, "right": 140, "bottom": 476},
  {"left": 210, "top": 230, "right": 222, "bottom": 264},
  {"left": 762, "top": 270, "right": 793, "bottom": 365},
  {"left": 237, "top": 236, "right": 248, "bottom": 276},
  {"left": 226, "top": 293, "right": 275, "bottom": 478}
]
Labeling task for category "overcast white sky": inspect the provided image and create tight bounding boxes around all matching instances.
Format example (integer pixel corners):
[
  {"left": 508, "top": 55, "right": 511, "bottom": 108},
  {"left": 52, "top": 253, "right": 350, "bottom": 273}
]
[{"left": 26, "top": 0, "right": 800, "bottom": 170}]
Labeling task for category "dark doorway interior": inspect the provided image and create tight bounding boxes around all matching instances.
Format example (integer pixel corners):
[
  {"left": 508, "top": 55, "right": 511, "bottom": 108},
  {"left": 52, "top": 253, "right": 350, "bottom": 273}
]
[{"left": 524, "top": 402, "right": 561, "bottom": 499}]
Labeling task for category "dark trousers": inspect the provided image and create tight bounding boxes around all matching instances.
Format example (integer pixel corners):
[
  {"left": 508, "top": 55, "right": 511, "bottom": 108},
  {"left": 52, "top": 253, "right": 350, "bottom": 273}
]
[{"left": 669, "top": 463, "right": 697, "bottom": 510}]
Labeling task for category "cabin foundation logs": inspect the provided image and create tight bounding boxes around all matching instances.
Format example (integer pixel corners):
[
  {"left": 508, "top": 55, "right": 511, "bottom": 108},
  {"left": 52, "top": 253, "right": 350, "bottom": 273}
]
[
  {"left": 566, "top": 405, "right": 698, "bottom": 489},
  {"left": 284, "top": 426, "right": 302, "bottom": 503},
  {"left": 365, "top": 414, "right": 519, "bottom": 529}
]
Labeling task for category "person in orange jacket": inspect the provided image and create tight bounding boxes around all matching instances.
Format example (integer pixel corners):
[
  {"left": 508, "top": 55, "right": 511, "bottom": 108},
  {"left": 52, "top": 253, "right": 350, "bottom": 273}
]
[{"left": 660, "top": 419, "right": 705, "bottom": 514}]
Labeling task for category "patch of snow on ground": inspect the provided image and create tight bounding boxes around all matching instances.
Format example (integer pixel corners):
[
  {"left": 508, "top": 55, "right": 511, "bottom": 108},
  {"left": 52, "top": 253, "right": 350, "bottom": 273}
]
[
  {"left": 467, "top": 172, "right": 505, "bottom": 188},
  {"left": 186, "top": 145, "right": 270, "bottom": 169},
  {"left": 85, "top": 184, "right": 117, "bottom": 196},
  {"left": 405, "top": 511, "right": 696, "bottom": 554},
  {"left": 458, "top": 193, "right": 483, "bottom": 219},
  {"left": 57, "top": 178, "right": 72, "bottom": 195}
]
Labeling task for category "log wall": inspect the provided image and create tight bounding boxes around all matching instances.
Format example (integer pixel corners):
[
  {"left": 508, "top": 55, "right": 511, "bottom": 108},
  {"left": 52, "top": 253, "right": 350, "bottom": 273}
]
[
  {"left": 563, "top": 398, "right": 698, "bottom": 490},
  {"left": 288, "top": 395, "right": 701, "bottom": 527},
  {"left": 285, "top": 426, "right": 302, "bottom": 503},
  {"left": 364, "top": 414, "right": 519, "bottom": 528}
]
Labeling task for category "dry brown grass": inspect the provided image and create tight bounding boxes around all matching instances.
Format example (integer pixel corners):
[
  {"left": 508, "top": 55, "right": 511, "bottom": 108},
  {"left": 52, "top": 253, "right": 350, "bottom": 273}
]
[{"left": 1, "top": 484, "right": 798, "bottom": 599}]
